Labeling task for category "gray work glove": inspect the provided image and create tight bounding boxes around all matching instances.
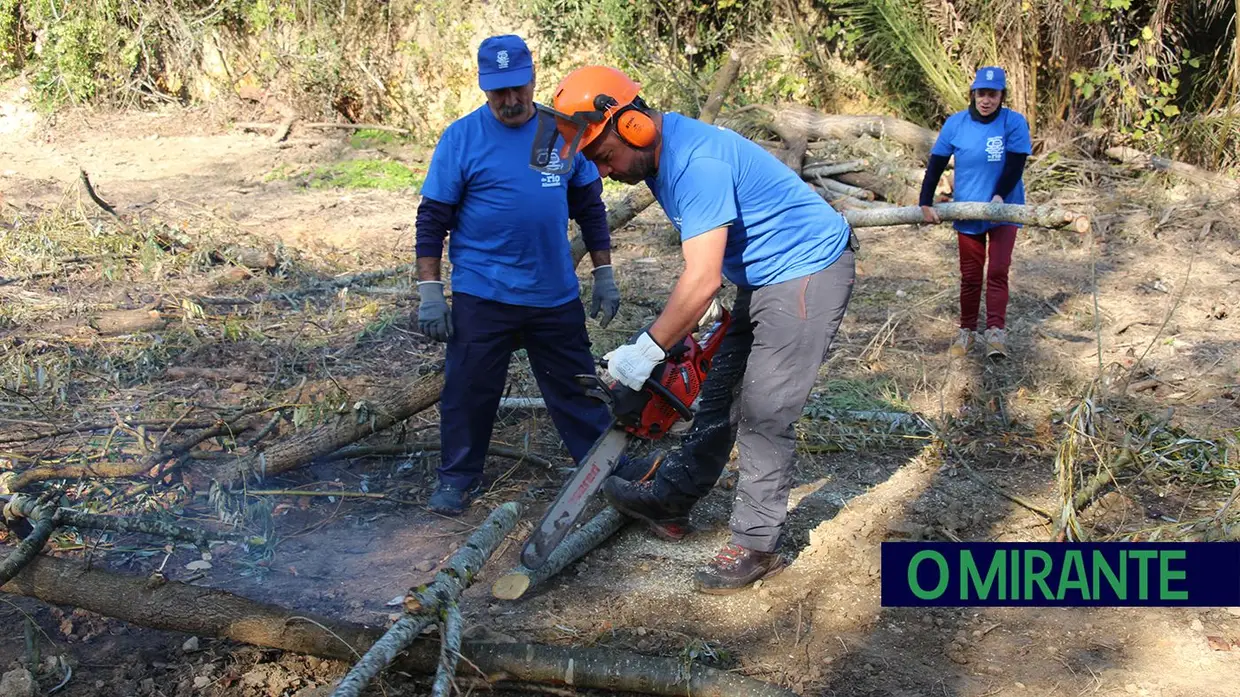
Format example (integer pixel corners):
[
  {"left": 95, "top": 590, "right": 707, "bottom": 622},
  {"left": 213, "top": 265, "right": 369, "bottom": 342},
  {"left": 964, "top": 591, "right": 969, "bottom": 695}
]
[
  {"left": 416, "top": 281, "right": 453, "bottom": 342},
  {"left": 589, "top": 265, "right": 620, "bottom": 328}
]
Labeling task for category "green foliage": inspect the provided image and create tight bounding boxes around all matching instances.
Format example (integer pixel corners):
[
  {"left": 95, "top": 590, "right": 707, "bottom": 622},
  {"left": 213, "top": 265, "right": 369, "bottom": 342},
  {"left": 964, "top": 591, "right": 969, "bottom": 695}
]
[
  {"left": 826, "top": 0, "right": 970, "bottom": 121},
  {"left": 275, "top": 159, "right": 425, "bottom": 192},
  {"left": 0, "top": 0, "right": 1235, "bottom": 167},
  {"left": 521, "top": 0, "right": 774, "bottom": 115},
  {"left": 348, "top": 128, "right": 412, "bottom": 149},
  {"left": 802, "top": 377, "right": 910, "bottom": 416}
]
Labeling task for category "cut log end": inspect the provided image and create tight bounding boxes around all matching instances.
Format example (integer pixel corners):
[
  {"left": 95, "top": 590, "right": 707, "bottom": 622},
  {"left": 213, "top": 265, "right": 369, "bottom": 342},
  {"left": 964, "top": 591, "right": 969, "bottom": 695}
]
[
  {"left": 1073, "top": 216, "right": 1092, "bottom": 234},
  {"left": 490, "top": 573, "right": 532, "bottom": 601}
]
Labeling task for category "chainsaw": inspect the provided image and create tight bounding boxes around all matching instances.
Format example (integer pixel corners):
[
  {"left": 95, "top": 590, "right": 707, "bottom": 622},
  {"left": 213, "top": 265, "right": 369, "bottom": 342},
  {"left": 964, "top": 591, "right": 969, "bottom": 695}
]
[{"left": 519, "top": 308, "right": 733, "bottom": 569}]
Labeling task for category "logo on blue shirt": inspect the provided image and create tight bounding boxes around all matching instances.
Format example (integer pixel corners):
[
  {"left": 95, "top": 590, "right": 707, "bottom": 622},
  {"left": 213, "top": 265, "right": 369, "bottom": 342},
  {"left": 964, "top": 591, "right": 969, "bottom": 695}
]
[
  {"left": 541, "top": 151, "right": 564, "bottom": 188},
  {"left": 985, "top": 136, "right": 1004, "bottom": 162}
]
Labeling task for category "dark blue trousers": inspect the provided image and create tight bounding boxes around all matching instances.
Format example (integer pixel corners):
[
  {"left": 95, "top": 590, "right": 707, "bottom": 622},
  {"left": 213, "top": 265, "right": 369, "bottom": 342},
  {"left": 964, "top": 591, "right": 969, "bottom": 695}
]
[{"left": 437, "top": 292, "right": 612, "bottom": 489}]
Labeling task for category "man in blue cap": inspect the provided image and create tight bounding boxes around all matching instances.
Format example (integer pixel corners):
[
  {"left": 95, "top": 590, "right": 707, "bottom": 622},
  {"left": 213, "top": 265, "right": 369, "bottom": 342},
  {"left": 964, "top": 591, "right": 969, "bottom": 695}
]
[{"left": 414, "top": 34, "right": 620, "bottom": 515}]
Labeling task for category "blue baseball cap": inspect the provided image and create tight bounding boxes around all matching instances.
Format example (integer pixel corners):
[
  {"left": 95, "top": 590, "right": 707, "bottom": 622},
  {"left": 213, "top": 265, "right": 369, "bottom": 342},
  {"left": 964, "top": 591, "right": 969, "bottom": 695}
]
[
  {"left": 971, "top": 66, "right": 1006, "bottom": 91},
  {"left": 478, "top": 35, "right": 534, "bottom": 91}
]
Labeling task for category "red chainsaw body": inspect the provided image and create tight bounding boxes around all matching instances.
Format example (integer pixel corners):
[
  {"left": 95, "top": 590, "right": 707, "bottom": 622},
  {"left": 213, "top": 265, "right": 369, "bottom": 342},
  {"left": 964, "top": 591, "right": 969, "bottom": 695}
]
[{"left": 619, "top": 309, "right": 732, "bottom": 440}]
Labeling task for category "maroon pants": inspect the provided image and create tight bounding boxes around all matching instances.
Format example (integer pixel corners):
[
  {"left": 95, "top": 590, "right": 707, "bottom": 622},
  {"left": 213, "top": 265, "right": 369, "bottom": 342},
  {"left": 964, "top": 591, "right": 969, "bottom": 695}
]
[{"left": 957, "top": 225, "right": 1017, "bottom": 330}]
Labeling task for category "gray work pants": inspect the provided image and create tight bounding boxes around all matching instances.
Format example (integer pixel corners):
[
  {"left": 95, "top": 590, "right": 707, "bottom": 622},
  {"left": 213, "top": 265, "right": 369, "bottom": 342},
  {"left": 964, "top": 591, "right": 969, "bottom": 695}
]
[{"left": 654, "top": 248, "right": 856, "bottom": 552}]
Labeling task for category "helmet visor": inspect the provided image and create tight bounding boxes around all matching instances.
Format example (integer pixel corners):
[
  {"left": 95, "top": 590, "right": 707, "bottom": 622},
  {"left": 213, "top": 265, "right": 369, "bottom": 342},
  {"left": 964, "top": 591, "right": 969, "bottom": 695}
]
[{"left": 529, "top": 102, "right": 606, "bottom": 175}]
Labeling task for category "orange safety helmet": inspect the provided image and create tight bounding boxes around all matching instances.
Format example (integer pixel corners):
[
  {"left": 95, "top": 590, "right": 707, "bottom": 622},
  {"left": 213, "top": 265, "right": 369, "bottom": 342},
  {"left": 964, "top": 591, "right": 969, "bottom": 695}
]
[{"left": 529, "top": 65, "right": 657, "bottom": 176}]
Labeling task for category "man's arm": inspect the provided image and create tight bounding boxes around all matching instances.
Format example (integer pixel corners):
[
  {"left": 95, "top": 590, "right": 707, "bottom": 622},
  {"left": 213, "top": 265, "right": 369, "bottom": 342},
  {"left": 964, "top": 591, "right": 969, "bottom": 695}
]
[
  {"left": 648, "top": 227, "right": 727, "bottom": 349},
  {"left": 568, "top": 178, "right": 612, "bottom": 268},
  {"left": 415, "top": 197, "right": 456, "bottom": 281},
  {"left": 588, "top": 249, "right": 612, "bottom": 267}
]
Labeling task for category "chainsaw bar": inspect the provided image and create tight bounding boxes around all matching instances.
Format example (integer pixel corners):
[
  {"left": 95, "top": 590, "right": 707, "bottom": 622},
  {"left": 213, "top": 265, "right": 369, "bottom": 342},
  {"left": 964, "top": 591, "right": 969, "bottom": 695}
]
[{"left": 520, "top": 426, "right": 629, "bottom": 570}]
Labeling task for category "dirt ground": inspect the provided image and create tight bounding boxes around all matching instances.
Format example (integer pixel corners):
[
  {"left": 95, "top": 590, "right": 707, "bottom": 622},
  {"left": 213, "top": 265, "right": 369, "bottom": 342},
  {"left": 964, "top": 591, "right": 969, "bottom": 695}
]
[{"left": 3, "top": 79, "right": 1240, "bottom": 697}]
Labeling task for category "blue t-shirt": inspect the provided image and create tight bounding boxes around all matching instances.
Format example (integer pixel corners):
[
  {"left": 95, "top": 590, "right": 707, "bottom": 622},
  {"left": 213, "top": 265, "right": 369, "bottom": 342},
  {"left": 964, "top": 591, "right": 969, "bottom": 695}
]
[
  {"left": 646, "top": 113, "right": 852, "bottom": 289},
  {"left": 421, "top": 105, "right": 600, "bottom": 307},
  {"left": 931, "top": 107, "right": 1033, "bottom": 235}
]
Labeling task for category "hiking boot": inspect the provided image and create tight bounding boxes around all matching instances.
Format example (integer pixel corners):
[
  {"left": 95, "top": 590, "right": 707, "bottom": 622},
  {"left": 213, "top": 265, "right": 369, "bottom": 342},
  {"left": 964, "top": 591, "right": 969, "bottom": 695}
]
[
  {"left": 692, "top": 543, "right": 788, "bottom": 595},
  {"left": 601, "top": 475, "right": 692, "bottom": 541},
  {"left": 984, "top": 327, "right": 1008, "bottom": 360},
  {"left": 949, "top": 328, "right": 975, "bottom": 357},
  {"left": 428, "top": 481, "right": 483, "bottom": 516}
]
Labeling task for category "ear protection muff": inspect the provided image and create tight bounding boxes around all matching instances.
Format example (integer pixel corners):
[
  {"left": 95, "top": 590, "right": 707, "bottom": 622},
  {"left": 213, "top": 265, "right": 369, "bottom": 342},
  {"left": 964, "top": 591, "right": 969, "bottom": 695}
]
[{"left": 593, "top": 94, "right": 657, "bottom": 149}]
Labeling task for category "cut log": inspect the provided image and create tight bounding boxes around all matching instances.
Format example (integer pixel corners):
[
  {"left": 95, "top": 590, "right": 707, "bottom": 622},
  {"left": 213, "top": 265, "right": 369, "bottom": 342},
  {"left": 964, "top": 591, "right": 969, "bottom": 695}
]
[
  {"left": 832, "top": 171, "right": 921, "bottom": 206},
  {"left": 334, "top": 501, "right": 518, "bottom": 696},
  {"left": 756, "top": 105, "right": 939, "bottom": 159},
  {"left": 208, "top": 370, "right": 445, "bottom": 486},
  {"left": 3, "top": 554, "right": 381, "bottom": 661},
  {"left": 492, "top": 506, "right": 628, "bottom": 600},
  {"left": 1104, "top": 146, "right": 1239, "bottom": 192},
  {"left": 816, "top": 177, "right": 875, "bottom": 201},
  {"left": 801, "top": 160, "right": 866, "bottom": 178},
  {"left": 209, "top": 246, "right": 280, "bottom": 271},
  {"left": 842, "top": 202, "right": 1091, "bottom": 232},
  {"left": 91, "top": 309, "right": 166, "bottom": 336}
]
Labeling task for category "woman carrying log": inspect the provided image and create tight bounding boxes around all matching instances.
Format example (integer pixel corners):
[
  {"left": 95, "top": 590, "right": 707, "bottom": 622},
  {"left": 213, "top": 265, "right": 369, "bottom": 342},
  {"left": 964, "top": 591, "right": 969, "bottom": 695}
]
[{"left": 919, "top": 66, "right": 1032, "bottom": 360}]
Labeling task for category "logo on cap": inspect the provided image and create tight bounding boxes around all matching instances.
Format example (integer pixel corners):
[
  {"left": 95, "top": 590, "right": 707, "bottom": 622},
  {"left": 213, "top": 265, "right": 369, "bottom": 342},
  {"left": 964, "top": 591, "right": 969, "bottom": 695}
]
[
  {"left": 986, "top": 69, "right": 994, "bottom": 80},
  {"left": 497, "top": 50, "right": 509, "bottom": 69}
]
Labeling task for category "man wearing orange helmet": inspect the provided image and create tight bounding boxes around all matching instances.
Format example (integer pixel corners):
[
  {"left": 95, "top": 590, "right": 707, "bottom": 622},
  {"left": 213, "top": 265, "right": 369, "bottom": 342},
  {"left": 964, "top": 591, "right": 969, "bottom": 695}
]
[
  {"left": 531, "top": 66, "right": 858, "bottom": 594},
  {"left": 415, "top": 36, "right": 620, "bottom": 516}
]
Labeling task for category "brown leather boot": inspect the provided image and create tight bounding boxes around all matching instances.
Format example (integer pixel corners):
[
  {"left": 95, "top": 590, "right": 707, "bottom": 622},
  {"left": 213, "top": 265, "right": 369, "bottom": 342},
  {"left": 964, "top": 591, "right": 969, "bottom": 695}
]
[{"left": 692, "top": 543, "right": 788, "bottom": 595}]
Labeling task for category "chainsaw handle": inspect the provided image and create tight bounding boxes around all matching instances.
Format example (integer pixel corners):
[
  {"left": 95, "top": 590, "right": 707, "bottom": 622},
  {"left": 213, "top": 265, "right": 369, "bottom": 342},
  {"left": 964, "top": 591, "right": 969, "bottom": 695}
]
[
  {"left": 595, "top": 358, "right": 694, "bottom": 422},
  {"left": 642, "top": 373, "right": 694, "bottom": 421}
]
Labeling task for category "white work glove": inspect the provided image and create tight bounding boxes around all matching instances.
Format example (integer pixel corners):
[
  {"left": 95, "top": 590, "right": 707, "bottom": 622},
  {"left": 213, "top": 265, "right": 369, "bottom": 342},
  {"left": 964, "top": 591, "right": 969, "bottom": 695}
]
[{"left": 603, "top": 331, "right": 666, "bottom": 391}]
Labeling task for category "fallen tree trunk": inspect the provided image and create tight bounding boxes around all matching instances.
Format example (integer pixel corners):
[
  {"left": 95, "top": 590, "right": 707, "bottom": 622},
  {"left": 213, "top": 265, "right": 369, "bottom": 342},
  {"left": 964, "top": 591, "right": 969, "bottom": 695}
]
[
  {"left": 1104, "top": 146, "right": 1239, "bottom": 192},
  {"left": 2, "top": 555, "right": 794, "bottom": 696},
  {"left": 492, "top": 505, "right": 628, "bottom": 600},
  {"left": 842, "top": 202, "right": 1091, "bottom": 232},
  {"left": 209, "top": 370, "right": 445, "bottom": 486},
  {"left": 756, "top": 105, "right": 938, "bottom": 159}
]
